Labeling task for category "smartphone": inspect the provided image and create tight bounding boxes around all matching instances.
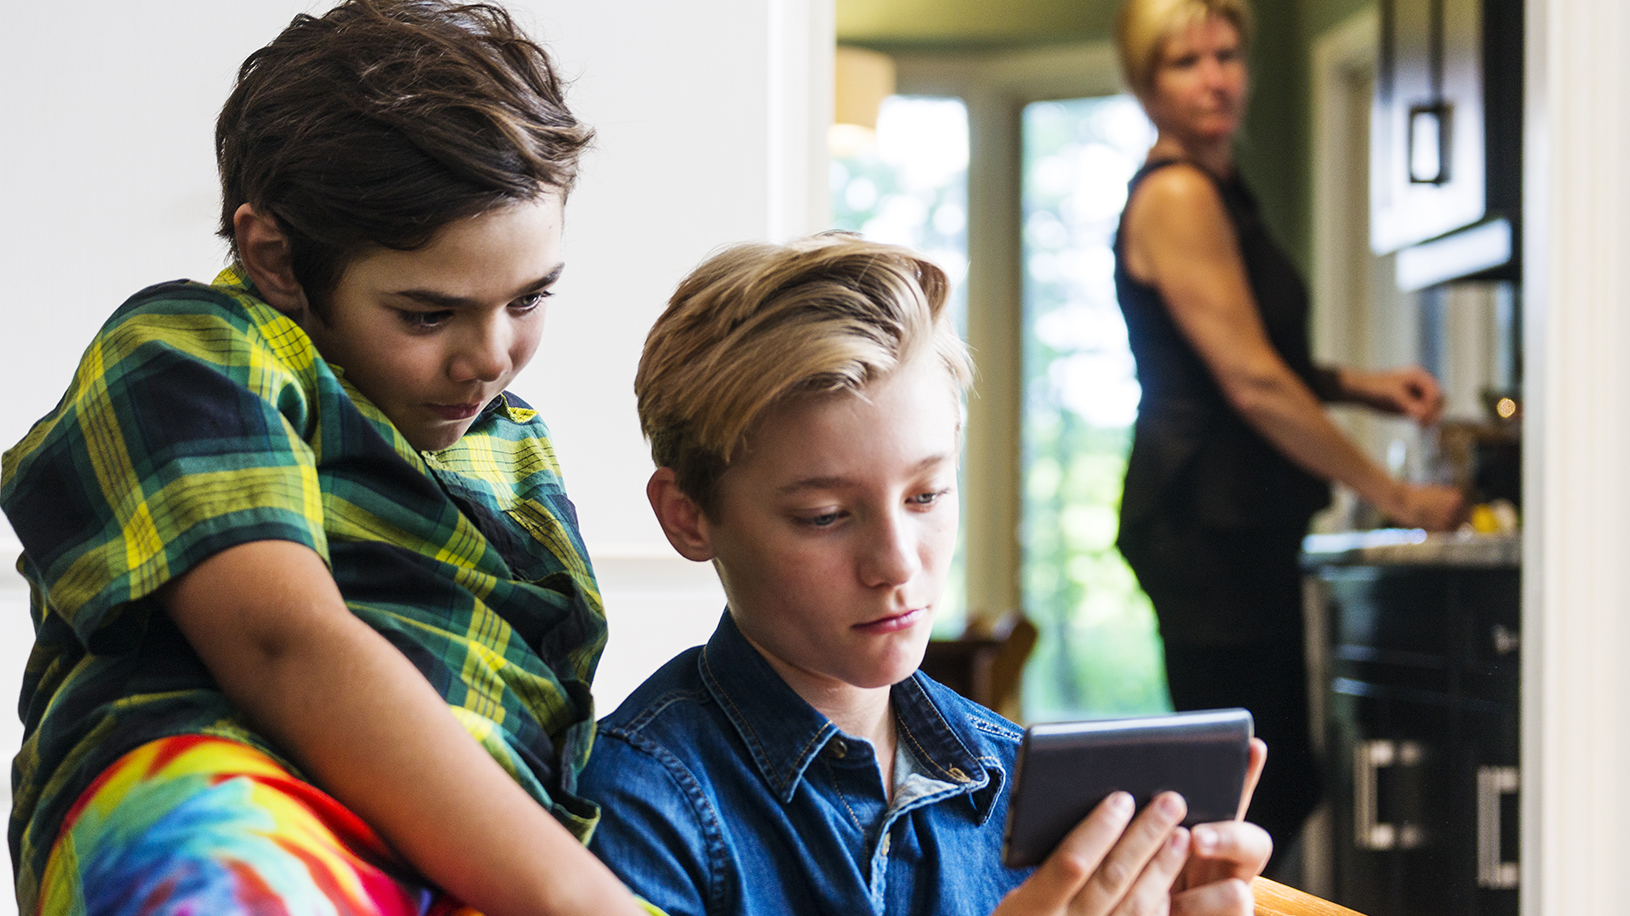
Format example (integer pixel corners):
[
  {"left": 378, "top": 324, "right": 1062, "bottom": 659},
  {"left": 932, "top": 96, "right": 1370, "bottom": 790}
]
[{"left": 1001, "top": 708, "right": 1254, "bottom": 869}]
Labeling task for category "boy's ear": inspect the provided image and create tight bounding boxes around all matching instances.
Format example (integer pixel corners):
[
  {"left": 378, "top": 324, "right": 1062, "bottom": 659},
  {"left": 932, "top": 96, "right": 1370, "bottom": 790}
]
[
  {"left": 232, "top": 203, "right": 312, "bottom": 319},
  {"left": 646, "top": 468, "right": 716, "bottom": 562}
]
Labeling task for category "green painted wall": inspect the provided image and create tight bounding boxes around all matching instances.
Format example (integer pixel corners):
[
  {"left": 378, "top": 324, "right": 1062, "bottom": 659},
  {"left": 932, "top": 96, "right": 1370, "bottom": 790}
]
[
  {"left": 1303, "top": 0, "right": 1374, "bottom": 39},
  {"left": 1234, "top": 0, "right": 1375, "bottom": 271},
  {"left": 1235, "top": 0, "right": 1305, "bottom": 271},
  {"left": 838, "top": 0, "right": 1380, "bottom": 272},
  {"left": 837, "top": 0, "right": 1118, "bottom": 50}
]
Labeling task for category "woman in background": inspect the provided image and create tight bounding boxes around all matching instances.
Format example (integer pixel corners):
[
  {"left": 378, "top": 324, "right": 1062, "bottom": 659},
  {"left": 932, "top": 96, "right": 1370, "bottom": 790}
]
[{"left": 1111, "top": 0, "right": 1464, "bottom": 869}]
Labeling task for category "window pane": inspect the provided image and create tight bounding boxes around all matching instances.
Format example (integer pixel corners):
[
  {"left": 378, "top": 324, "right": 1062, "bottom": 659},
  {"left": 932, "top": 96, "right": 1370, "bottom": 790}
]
[
  {"left": 830, "top": 95, "right": 970, "bottom": 636},
  {"left": 1020, "top": 96, "right": 1168, "bottom": 720}
]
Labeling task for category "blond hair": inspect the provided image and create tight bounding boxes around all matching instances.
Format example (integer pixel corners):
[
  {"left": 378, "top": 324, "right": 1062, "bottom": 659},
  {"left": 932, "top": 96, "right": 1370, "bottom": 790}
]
[
  {"left": 635, "top": 233, "right": 973, "bottom": 518},
  {"left": 1116, "top": 0, "right": 1254, "bottom": 101}
]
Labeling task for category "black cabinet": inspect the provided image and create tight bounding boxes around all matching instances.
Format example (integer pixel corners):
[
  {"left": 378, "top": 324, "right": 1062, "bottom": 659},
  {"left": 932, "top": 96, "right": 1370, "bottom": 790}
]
[
  {"left": 1312, "top": 564, "right": 1519, "bottom": 916},
  {"left": 1371, "top": 0, "right": 1523, "bottom": 285}
]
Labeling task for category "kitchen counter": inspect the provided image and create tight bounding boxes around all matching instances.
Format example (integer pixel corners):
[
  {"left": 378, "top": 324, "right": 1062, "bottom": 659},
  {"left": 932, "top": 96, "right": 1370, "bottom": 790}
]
[{"left": 1302, "top": 528, "right": 1520, "bottom": 568}]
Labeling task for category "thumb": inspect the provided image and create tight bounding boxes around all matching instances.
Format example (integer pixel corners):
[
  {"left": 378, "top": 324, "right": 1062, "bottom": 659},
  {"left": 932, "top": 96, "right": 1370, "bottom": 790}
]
[
  {"left": 994, "top": 856, "right": 1091, "bottom": 916},
  {"left": 993, "top": 793, "right": 1133, "bottom": 916}
]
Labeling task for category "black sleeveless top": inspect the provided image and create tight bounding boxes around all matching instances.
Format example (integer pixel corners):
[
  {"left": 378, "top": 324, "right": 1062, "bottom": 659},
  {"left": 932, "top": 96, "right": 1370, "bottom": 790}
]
[{"left": 1113, "top": 160, "right": 1330, "bottom": 532}]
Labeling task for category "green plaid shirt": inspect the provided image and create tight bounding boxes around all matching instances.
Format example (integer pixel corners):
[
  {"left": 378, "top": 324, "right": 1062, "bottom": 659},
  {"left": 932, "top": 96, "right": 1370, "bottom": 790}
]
[{"left": 2, "top": 266, "right": 609, "bottom": 909}]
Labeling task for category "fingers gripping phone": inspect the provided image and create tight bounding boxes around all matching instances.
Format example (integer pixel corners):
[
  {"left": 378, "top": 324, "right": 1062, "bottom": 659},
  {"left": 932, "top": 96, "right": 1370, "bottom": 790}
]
[{"left": 1001, "top": 708, "right": 1254, "bottom": 869}]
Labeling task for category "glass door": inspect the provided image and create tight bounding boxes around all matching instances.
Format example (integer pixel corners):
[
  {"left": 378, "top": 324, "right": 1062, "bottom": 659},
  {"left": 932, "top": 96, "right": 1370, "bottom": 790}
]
[
  {"left": 830, "top": 95, "right": 970, "bottom": 634},
  {"left": 1018, "top": 95, "right": 1166, "bottom": 719}
]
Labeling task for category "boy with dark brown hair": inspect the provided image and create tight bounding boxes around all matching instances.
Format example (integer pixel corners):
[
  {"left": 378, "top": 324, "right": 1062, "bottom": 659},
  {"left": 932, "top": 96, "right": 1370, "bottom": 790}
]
[{"left": 3, "top": 3, "right": 652, "bottom": 913}]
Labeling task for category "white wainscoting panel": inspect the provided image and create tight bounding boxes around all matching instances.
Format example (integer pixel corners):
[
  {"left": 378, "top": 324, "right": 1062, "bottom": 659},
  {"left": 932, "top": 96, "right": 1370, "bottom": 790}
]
[{"left": 591, "top": 553, "right": 728, "bottom": 716}]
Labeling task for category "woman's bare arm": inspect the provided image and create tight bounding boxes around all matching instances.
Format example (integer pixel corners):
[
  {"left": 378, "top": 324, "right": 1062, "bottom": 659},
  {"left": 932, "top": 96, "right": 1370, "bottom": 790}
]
[
  {"left": 1324, "top": 364, "right": 1446, "bottom": 424},
  {"left": 1121, "top": 164, "right": 1462, "bottom": 530},
  {"left": 160, "top": 539, "right": 648, "bottom": 916}
]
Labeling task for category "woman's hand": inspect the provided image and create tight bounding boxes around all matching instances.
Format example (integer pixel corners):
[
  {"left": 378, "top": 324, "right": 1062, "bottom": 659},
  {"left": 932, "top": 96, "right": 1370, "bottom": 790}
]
[
  {"left": 1336, "top": 366, "right": 1446, "bottom": 425},
  {"left": 994, "top": 791, "right": 1191, "bottom": 916},
  {"left": 1381, "top": 481, "right": 1468, "bottom": 531}
]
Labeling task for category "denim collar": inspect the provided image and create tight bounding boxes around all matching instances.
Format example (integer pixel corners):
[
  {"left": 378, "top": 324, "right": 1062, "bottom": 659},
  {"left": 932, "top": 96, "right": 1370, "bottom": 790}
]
[{"left": 699, "top": 612, "right": 995, "bottom": 815}]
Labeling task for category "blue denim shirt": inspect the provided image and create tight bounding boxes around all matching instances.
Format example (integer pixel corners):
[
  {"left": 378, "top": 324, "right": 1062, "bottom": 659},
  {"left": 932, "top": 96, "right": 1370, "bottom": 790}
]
[{"left": 581, "top": 612, "right": 1032, "bottom": 916}]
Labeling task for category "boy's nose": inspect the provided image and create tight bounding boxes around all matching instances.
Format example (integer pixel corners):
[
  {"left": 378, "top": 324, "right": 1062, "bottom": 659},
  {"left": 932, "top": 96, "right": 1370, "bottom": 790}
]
[
  {"left": 450, "top": 321, "right": 512, "bottom": 383},
  {"left": 859, "top": 513, "right": 922, "bottom": 587}
]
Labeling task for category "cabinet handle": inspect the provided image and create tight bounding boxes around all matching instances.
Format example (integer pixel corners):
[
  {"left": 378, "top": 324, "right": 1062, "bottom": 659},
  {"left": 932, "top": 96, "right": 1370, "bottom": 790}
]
[
  {"left": 1477, "top": 766, "right": 1520, "bottom": 889},
  {"left": 1354, "top": 739, "right": 1425, "bottom": 850},
  {"left": 1491, "top": 624, "right": 1520, "bottom": 656}
]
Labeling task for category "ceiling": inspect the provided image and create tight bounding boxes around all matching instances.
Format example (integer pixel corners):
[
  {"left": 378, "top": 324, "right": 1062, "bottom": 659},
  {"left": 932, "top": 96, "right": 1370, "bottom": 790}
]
[{"left": 835, "top": 0, "right": 1119, "bottom": 50}]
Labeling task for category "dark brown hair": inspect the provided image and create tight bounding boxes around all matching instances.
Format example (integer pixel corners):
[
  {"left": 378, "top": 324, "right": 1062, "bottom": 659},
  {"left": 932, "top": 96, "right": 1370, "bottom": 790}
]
[{"left": 216, "top": 0, "right": 593, "bottom": 308}]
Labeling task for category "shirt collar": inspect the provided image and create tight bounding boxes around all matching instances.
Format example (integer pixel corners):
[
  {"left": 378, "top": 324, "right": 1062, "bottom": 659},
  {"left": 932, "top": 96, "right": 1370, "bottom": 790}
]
[
  {"left": 699, "top": 612, "right": 995, "bottom": 815},
  {"left": 212, "top": 262, "right": 255, "bottom": 294}
]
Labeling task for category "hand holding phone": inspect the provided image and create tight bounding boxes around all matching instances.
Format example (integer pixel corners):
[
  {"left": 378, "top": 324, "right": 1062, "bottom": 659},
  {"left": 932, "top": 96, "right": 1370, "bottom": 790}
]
[{"left": 1002, "top": 708, "right": 1254, "bottom": 869}]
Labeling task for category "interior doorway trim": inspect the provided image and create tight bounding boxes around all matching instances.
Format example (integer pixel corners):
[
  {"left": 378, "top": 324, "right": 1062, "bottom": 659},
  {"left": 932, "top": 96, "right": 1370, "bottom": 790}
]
[
  {"left": 1309, "top": 8, "right": 1379, "bottom": 374},
  {"left": 1304, "top": 11, "right": 1384, "bottom": 898},
  {"left": 887, "top": 42, "right": 1122, "bottom": 624}
]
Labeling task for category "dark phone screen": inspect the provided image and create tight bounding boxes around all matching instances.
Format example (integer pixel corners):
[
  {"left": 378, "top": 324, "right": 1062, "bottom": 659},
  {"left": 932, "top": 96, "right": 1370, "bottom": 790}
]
[{"left": 1001, "top": 708, "right": 1253, "bottom": 869}]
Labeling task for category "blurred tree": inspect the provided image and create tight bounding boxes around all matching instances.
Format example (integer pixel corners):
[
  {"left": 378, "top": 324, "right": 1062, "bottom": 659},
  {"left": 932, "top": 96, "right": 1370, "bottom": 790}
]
[
  {"left": 831, "top": 96, "right": 970, "bottom": 636},
  {"left": 1020, "top": 96, "right": 1168, "bottom": 720}
]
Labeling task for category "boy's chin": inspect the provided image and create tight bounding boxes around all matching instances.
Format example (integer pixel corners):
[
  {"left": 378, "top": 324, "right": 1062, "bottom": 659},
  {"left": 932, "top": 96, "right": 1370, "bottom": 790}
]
[
  {"left": 880, "top": 643, "right": 935, "bottom": 689},
  {"left": 400, "top": 420, "right": 471, "bottom": 453}
]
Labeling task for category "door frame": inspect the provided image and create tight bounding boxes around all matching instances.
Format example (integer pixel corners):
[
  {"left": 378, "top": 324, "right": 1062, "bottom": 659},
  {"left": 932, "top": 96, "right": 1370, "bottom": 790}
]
[{"left": 888, "top": 42, "right": 1123, "bottom": 623}]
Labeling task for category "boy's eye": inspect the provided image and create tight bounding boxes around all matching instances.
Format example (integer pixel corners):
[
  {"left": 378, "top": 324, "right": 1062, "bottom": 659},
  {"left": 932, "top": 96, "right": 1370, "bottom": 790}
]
[
  {"left": 798, "top": 510, "right": 843, "bottom": 529},
  {"left": 511, "top": 290, "right": 552, "bottom": 313},
  {"left": 910, "top": 488, "right": 952, "bottom": 508},
  {"left": 397, "top": 309, "right": 453, "bottom": 330}
]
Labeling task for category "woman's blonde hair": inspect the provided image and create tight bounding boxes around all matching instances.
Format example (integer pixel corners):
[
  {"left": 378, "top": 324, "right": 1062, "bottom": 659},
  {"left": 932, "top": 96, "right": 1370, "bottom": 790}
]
[
  {"left": 635, "top": 233, "right": 972, "bottom": 519},
  {"left": 1116, "top": 0, "right": 1254, "bottom": 101}
]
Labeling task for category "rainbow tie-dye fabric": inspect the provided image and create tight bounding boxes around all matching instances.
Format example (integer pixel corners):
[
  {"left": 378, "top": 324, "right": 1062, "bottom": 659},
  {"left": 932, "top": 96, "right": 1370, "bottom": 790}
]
[{"left": 38, "top": 735, "right": 480, "bottom": 916}]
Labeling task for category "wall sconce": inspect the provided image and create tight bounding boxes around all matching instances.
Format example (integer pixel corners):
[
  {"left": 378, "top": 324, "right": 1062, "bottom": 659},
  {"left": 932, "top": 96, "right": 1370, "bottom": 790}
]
[{"left": 831, "top": 45, "right": 895, "bottom": 157}]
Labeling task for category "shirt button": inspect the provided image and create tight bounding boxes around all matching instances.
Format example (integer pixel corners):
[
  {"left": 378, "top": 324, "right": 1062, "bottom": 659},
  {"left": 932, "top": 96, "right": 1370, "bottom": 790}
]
[{"left": 828, "top": 738, "right": 848, "bottom": 759}]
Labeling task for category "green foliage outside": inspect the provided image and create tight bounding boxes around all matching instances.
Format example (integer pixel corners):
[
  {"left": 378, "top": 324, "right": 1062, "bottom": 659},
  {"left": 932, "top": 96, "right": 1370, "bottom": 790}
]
[
  {"left": 829, "top": 98, "right": 971, "bottom": 636},
  {"left": 828, "top": 95, "right": 1173, "bottom": 719},
  {"left": 1020, "top": 97, "right": 1171, "bottom": 721}
]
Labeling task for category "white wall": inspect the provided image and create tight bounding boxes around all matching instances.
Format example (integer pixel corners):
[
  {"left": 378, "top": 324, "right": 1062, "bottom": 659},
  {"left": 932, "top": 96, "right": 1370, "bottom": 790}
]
[
  {"left": 497, "top": 0, "right": 829, "bottom": 709},
  {"left": 0, "top": 3, "right": 829, "bottom": 904},
  {"left": 1522, "top": 0, "right": 1630, "bottom": 912}
]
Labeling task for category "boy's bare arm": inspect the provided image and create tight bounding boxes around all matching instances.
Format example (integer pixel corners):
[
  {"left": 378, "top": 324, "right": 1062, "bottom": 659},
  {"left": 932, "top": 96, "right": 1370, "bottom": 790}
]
[{"left": 160, "top": 539, "right": 648, "bottom": 916}]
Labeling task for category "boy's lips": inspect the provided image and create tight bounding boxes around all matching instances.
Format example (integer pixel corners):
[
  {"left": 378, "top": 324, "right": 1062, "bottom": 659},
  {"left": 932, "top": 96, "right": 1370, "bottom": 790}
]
[
  {"left": 853, "top": 607, "right": 927, "bottom": 634},
  {"left": 428, "top": 401, "right": 485, "bottom": 421}
]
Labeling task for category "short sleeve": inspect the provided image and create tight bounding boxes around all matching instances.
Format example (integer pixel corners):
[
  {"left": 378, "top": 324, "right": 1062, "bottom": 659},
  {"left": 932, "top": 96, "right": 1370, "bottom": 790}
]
[
  {"left": 0, "top": 286, "right": 328, "bottom": 648},
  {"left": 582, "top": 732, "right": 720, "bottom": 916}
]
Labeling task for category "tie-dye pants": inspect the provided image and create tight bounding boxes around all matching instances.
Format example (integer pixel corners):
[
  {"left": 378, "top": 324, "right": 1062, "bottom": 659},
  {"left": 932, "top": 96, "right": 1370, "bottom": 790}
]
[{"left": 36, "top": 734, "right": 479, "bottom": 916}]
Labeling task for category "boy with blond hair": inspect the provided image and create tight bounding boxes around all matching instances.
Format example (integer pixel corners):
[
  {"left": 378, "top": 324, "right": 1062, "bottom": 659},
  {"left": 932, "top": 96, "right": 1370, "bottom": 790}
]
[{"left": 580, "top": 234, "right": 1271, "bottom": 916}]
